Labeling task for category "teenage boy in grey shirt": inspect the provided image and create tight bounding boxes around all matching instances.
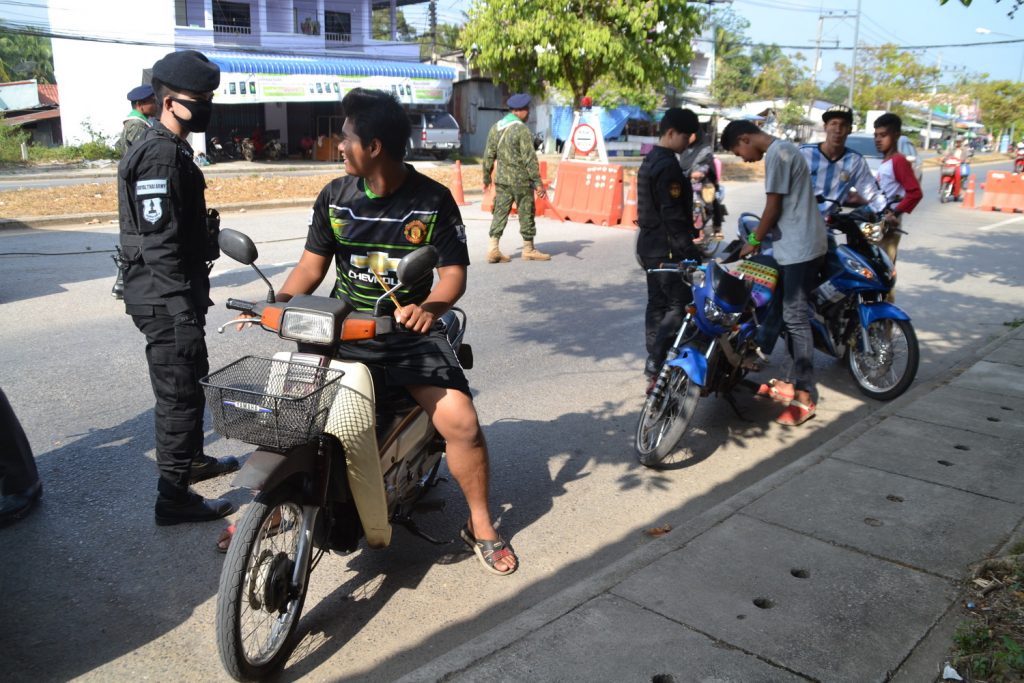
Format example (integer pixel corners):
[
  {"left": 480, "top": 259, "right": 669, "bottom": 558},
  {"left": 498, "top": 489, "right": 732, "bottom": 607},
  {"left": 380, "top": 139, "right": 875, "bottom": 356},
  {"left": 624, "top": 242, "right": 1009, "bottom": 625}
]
[{"left": 720, "top": 120, "right": 827, "bottom": 426}]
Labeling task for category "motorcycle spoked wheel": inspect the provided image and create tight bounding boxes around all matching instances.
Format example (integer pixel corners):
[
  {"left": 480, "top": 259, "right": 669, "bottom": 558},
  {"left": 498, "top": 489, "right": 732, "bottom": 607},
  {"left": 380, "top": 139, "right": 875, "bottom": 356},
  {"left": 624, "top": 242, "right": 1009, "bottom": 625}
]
[
  {"left": 635, "top": 366, "right": 702, "bottom": 468},
  {"left": 939, "top": 182, "right": 952, "bottom": 203},
  {"left": 846, "top": 317, "right": 920, "bottom": 401},
  {"left": 216, "top": 490, "right": 314, "bottom": 681}
]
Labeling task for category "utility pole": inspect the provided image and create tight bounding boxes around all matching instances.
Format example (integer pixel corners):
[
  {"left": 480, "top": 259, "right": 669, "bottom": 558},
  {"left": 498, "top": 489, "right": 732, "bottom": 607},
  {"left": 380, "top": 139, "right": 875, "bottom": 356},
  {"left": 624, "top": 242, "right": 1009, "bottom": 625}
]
[
  {"left": 808, "top": 12, "right": 842, "bottom": 117},
  {"left": 429, "top": 0, "right": 437, "bottom": 64},
  {"left": 847, "top": 0, "right": 861, "bottom": 110},
  {"left": 925, "top": 52, "right": 941, "bottom": 151}
]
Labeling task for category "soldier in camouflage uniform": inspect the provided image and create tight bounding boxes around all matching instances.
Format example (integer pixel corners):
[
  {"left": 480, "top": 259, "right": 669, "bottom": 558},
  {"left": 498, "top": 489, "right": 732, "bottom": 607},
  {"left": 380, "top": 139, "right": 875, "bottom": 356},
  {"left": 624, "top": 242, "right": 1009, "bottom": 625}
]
[
  {"left": 482, "top": 93, "right": 550, "bottom": 262},
  {"left": 115, "top": 85, "right": 156, "bottom": 156}
]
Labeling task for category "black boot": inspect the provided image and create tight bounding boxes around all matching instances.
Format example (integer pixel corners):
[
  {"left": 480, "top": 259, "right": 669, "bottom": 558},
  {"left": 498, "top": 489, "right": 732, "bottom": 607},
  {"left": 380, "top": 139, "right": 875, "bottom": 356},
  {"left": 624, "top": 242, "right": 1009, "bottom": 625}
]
[
  {"left": 189, "top": 454, "right": 240, "bottom": 484},
  {"left": 0, "top": 481, "right": 42, "bottom": 527},
  {"left": 155, "top": 478, "right": 234, "bottom": 526}
]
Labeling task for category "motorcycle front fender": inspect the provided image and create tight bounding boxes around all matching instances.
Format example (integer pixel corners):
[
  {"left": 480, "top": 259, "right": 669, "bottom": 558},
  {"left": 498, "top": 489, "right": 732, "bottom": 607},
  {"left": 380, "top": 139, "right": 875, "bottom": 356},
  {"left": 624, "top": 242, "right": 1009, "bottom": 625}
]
[
  {"left": 666, "top": 345, "right": 707, "bottom": 387},
  {"left": 232, "top": 443, "right": 319, "bottom": 494},
  {"left": 859, "top": 302, "right": 911, "bottom": 328}
]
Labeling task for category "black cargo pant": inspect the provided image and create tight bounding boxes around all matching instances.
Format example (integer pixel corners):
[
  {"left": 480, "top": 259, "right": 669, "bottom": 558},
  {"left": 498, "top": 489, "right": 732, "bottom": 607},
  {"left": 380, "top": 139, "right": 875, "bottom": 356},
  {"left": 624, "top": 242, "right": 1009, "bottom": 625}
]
[
  {"left": 0, "top": 388, "right": 39, "bottom": 495},
  {"left": 641, "top": 255, "right": 694, "bottom": 373},
  {"left": 132, "top": 312, "right": 208, "bottom": 499}
]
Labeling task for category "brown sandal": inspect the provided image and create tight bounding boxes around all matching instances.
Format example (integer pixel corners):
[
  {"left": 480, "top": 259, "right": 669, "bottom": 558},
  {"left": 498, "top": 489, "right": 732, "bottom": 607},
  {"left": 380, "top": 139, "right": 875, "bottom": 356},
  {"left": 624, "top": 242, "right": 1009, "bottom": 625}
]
[
  {"left": 776, "top": 399, "right": 816, "bottom": 426},
  {"left": 756, "top": 379, "right": 795, "bottom": 403}
]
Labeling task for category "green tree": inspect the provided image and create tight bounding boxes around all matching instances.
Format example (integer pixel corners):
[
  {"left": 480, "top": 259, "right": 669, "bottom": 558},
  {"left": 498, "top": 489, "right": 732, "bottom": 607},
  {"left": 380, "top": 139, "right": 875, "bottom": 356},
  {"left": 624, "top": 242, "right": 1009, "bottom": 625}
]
[
  {"left": 419, "top": 22, "right": 462, "bottom": 61},
  {"left": 371, "top": 8, "right": 417, "bottom": 41},
  {"left": 751, "top": 45, "right": 813, "bottom": 101},
  {"left": 820, "top": 79, "right": 849, "bottom": 106},
  {"left": 834, "top": 43, "right": 939, "bottom": 113},
  {"left": 462, "top": 0, "right": 702, "bottom": 110},
  {"left": 0, "top": 24, "right": 54, "bottom": 84},
  {"left": 969, "top": 79, "right": 1024, "bottom": 139},
  {"left": 939, "top": 0, "right": 1023, "bottom": 18},
  {"left": 705, "top": 5, "right": 753, "bottom": 107}
]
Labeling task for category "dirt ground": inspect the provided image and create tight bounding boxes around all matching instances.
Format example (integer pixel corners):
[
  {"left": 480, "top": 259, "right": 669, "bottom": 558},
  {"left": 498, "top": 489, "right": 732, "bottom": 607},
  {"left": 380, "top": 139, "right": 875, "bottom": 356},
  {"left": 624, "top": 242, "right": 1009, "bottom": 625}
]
[{"left": 0, "top": 158, "right": 763, "bottom": 219}]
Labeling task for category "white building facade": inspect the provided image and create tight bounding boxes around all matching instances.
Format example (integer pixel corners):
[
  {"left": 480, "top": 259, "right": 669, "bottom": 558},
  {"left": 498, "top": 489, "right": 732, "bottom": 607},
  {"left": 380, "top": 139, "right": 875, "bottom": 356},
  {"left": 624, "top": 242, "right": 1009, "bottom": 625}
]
[{"left": 49, "top": 0, "right": 454, "bottom": 154}]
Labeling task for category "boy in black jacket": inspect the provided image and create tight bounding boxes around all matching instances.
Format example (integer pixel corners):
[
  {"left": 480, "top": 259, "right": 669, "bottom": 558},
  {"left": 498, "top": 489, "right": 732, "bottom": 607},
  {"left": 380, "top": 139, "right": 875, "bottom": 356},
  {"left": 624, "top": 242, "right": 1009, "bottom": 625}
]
[{"left": 636, "top": 108, "right": 702, "bottom": 387}]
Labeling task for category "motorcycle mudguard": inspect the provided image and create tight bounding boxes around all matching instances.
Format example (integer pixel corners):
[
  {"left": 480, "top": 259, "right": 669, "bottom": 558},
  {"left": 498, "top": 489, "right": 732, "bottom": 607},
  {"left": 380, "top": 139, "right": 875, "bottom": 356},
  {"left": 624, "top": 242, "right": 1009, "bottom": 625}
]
[
  {"left": 232, "top": 445, "right": 318, "bottom": 493},
  {"left": 859, "top": 302, "right": 910, "bottom": 328},
  {"left": 666, "top": 345, "right": 707, "bottom": 387},
  {"left": 269, "top": 351, "right": 392, "bottom": 549}
]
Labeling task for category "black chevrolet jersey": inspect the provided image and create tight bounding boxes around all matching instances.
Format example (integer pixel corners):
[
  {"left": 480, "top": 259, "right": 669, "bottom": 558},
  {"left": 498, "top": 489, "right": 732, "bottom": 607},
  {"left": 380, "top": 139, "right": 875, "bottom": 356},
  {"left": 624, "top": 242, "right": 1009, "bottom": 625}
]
[{"left": 306, "top": 166, "right": 470, "bottom": 312}]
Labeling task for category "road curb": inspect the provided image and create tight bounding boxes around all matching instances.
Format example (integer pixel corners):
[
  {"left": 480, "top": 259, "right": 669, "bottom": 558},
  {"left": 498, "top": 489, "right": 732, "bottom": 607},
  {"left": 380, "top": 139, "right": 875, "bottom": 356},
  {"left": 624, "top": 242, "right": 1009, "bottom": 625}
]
[{"left": 395, "top": 323, "right": 1024, "bottom": 683}]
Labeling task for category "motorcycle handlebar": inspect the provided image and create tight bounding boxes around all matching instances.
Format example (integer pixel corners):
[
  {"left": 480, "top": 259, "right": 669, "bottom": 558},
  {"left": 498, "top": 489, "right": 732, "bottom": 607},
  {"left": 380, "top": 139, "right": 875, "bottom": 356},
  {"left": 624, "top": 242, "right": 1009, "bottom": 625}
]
[{"left": 226, "top": 298, "right": 256, "bottom": 313}]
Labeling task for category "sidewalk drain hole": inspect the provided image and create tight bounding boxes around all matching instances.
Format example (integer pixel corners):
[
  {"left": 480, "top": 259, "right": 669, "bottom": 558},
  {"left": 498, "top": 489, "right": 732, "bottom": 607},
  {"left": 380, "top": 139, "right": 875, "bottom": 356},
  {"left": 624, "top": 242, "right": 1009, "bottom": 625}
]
[
  {"left": 987, "top": 417, "right": 1001, "bottom": 422},
  {"left": 937, "top": 460, "right": 955, "bottom": 467},
  {"left": 651, "top": 675, "right": 676, "bottom": 683},
  {"left": 753, "top": 597, "right": 774, "bottom": 609},
  {"left": 864, "top": 517, "right": 884, "bottom": 527},
  {"left": 736, "top": 614, "right": 747, "bottom": 620},
  {"left": 790, "top": 568, "right": 810, "bottom": 579},
  {"left": 954, "top": 445, "right": 970, "bottom": 451},
  {"left": 1000, "top": 406, "right": 1013, "bottom": 411},
  {"left": 886, "top": 494, "right": 904, "bottom": 503}
]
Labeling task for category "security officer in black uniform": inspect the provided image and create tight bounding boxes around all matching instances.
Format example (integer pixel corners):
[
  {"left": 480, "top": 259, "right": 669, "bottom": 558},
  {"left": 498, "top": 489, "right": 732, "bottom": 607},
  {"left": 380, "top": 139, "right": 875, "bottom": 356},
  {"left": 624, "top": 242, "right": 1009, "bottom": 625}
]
[
  {"left": 117, "top": 50, "right": 238, "bottom": 525},
  {"left": 636, "top": 108, "right": 702, "bottom": 386}
]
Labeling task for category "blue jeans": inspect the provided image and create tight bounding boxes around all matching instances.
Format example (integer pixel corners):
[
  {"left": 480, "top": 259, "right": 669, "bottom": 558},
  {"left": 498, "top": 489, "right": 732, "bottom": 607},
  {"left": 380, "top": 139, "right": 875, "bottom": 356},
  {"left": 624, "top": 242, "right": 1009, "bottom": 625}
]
[{"left": 756, "top": 256, "right": 823, "bottom": 397}]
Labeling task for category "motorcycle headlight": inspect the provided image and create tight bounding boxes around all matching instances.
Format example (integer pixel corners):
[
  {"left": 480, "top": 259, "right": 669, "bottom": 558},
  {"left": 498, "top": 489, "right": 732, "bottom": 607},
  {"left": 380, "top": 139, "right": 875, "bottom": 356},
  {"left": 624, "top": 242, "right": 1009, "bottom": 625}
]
[
  {"left": 859, "top": 221, "right": 884, "bottom": 244},
  {"left": 844, "top": 257, "right": 876, "bottom": 280},
  {"left": 279, "top": 309, "right": 336, "bottom": 344},
  {"left": 703, "top": 298, "right": 742, "bottom": 326}
]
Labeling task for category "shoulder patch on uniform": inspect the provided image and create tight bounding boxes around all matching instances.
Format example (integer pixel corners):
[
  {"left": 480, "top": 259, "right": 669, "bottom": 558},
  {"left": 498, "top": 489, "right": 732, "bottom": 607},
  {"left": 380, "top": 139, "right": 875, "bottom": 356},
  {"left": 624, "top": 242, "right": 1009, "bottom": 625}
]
[
  {"left": 136, "top": 179, "right": 168, "bottom": 196},
  {"left": 669, "top": 181, "right": 683, "bottom": 199},
  {"left": 141, "top": 197, "right": 163, "bottom": 224}
]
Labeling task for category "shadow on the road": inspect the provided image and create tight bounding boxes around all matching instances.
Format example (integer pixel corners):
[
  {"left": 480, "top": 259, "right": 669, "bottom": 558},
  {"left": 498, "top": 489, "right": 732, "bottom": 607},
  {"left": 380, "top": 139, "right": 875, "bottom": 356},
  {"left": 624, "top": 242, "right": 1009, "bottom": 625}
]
[
  {"left": 0, "top": 408, "right": 248, "bottom": 683},
  {"left": 899, "top": 226, "right": 1020, "bottom": 288}
]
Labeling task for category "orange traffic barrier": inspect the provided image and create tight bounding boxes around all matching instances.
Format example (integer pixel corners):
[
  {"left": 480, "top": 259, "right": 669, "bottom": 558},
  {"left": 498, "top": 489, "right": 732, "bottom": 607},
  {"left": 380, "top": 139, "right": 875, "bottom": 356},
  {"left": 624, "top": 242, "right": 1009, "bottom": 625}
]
[
  {"left": 620, "top": 177, "right": 638, "bottom": 229},
  {"left": 977, "top": 171, "right": 1023, "bottom": 212},
  {"left": 1009, "top": 174, "right": 1024, "bottom": 212},
  {"left": 451, "top": 160, "right": 468, "bottom": 206},
  {"left": 962, "top": 174, "right": 976, "bottom": 209},
  {"left": 550, "top": 162, "right": 624, "bottom": 225}
]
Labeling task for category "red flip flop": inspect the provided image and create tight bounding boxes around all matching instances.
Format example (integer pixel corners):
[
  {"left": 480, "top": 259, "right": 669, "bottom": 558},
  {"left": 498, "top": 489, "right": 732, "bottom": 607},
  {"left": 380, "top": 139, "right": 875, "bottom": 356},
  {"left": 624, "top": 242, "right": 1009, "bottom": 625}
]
[
  {"left": 756, "top": 379, "right": 795, "bottom": 403},
  {"left": 776, "top": 399, "right": 816, "bottom": 426}
]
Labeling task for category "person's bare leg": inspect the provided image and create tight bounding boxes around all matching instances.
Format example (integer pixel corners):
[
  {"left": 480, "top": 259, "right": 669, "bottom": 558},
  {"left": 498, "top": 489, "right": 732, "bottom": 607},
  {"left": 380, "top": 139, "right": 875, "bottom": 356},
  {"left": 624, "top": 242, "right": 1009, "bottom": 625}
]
[{"left": 409, "top": 385, "right": 516, "bottom": 573}]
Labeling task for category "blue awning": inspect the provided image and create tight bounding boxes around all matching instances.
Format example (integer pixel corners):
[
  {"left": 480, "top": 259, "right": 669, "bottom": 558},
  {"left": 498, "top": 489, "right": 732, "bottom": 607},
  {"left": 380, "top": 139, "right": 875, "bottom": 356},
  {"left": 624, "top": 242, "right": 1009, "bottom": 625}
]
[{"left": 208, "top": 52, "right": 455, "bottom": 80}]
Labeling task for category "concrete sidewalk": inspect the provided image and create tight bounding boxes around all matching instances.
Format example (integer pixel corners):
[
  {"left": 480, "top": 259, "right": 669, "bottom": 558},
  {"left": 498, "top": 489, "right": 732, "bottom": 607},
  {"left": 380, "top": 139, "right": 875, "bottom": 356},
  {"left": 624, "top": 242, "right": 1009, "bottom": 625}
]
[{"left": 398, "top": 324, "right": 1024, "bottom": 683}]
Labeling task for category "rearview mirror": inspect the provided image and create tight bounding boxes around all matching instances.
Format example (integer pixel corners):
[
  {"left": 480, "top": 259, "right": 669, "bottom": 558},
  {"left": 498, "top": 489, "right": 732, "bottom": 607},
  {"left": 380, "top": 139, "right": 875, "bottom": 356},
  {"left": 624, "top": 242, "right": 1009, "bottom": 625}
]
[
  {"left": 396, "top": 246, "right": 439, "bottom": 286},
  {"left": 219, "top": 229, "right": 258, "bottom": 265}
]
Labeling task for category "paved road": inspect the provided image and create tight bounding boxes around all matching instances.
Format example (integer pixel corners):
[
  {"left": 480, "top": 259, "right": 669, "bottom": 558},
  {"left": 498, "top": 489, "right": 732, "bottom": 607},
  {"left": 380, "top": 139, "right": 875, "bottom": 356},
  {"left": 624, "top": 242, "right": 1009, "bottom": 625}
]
[{"left": 0, "top": 163, "right": 1021, "bottom": 681}]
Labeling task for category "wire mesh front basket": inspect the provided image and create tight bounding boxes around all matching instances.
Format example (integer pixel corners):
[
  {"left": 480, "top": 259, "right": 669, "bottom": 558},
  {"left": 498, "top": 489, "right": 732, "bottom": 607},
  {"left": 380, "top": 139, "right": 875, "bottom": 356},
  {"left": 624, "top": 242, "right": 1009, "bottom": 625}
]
[{"left": 201, "top": 356, "right": 345, "bottom": 450}]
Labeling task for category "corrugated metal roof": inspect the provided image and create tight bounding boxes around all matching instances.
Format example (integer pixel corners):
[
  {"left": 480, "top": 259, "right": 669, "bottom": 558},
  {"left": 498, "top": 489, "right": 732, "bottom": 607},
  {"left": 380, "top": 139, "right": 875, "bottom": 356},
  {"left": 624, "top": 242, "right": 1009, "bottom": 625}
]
[
  {"left": 37, "top": 84, "right": 59, "bottom": 105},
  {"left": 1, "top": 108, "right": 60, "bottom": 126},
  {"left": 208, "top": 52, "right": 455, "bottom": 80}
]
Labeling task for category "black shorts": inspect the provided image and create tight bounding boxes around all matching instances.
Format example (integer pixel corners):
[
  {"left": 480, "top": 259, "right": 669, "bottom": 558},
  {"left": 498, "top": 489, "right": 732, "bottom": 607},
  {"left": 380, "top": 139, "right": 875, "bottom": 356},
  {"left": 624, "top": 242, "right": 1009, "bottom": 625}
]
[{"left": 336, "top": 324, "right": 470, "bottom": 396}]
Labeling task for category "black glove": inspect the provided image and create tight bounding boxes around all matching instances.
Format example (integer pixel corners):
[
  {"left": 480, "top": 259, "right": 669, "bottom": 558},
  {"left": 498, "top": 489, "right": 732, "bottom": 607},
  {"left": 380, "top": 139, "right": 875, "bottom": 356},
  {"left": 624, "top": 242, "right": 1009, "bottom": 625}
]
[{"left": 173, "top": 312, "right": 205, "bottom": 360}]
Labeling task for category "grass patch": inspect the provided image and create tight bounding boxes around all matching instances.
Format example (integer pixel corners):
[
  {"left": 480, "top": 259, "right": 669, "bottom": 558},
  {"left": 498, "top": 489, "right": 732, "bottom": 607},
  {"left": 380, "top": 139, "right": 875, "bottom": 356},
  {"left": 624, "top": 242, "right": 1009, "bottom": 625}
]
[
  {"left": 948, "top": 551, "right": 1024, "bottom": 681},
  {"left": 1004, "top": 318, "right": 1024, "bottom": 330}
]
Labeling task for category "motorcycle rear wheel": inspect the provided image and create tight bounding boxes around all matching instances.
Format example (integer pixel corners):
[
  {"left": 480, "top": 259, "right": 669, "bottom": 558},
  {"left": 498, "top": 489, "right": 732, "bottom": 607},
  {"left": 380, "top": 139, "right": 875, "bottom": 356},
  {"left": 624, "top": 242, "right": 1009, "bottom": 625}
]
[
  {"left": 216, "top": 490, "right": 313, "bottom": 681},
  {"left": 847, "top": 317, "right": 919, "bottom": 401},
  {"left": 635, "top": 366, "right": 701, "bottom": 468}
]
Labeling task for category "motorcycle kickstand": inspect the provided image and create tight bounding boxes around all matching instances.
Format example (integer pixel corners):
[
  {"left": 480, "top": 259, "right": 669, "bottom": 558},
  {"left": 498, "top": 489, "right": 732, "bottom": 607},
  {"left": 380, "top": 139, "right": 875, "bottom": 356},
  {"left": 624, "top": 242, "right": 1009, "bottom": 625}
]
[
  {"left": 722, "top": 389, "right": 753, "bottom": 422},
  {"left": 393, "top": 512, "right": 451, "bottom": 545}
]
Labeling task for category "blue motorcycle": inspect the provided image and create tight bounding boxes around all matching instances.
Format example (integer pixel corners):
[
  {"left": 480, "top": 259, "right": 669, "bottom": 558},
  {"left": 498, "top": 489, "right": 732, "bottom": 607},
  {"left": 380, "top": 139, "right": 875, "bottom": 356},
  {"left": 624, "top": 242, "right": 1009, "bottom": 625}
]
[
  {"left": 635, "top": 250, "right": 776, "bottom": 467},
  {"left": 737, "top": 205, "right": 920, "bottom": 402}
]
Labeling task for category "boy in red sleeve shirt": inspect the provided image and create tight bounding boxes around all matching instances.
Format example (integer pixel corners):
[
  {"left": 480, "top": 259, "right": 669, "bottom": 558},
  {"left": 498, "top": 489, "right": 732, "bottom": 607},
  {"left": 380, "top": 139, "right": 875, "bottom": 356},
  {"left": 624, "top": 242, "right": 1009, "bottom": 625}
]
[{"left": 873, "top": 113, "right": 922, "bottom": 268}]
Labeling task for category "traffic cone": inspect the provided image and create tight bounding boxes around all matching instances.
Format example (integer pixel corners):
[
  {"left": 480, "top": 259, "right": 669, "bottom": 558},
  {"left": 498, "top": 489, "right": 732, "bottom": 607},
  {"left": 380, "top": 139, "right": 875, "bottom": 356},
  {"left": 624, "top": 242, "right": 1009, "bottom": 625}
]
[
  {"left": 620, "top": 178, "right": 639, "bottom": 228},
  {"left": 451, "top": 160, "right": 468, "bottom": 206},
  {"left": 962, "top": 174, "right": 976, "bottom": 209}
]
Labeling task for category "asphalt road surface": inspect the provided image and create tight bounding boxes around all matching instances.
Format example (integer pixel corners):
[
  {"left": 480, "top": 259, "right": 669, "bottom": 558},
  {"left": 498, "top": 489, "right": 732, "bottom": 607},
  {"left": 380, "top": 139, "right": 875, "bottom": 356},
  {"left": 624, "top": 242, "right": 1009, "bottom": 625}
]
[{"left": 0, "top": 162, "right": 1021, "bottom": 682}]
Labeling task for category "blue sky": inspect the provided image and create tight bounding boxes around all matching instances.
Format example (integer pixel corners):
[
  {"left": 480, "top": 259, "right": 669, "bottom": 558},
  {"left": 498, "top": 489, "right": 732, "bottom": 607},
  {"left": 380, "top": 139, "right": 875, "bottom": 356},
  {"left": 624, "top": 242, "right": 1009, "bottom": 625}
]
[
  {"left": 409, "top": 0, "right": 1024, "bottom": 86},
  {"left": 5, "top": 0, "right": 1023, "bottom": 85}
]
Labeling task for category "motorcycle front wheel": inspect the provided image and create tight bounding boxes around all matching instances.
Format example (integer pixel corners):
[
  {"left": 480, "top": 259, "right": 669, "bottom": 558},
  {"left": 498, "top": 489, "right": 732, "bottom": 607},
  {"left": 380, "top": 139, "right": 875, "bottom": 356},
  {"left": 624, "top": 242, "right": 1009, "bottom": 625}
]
[
  {"left": 635, "top": 366, "right": 701, "bottom": 468},
  {"left": 847, "top": 317, "right": 919, "bottom": 401},
  {"left": 216, "top": 490, "right": 314, "bottom": 681}
]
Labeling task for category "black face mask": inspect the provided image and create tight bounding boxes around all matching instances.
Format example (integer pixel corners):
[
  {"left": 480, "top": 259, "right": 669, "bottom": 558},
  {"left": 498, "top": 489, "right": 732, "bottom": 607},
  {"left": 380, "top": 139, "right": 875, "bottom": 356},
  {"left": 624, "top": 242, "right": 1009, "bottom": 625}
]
[{"left": 170, "top": 97, "right": 213, "bottom": 133}]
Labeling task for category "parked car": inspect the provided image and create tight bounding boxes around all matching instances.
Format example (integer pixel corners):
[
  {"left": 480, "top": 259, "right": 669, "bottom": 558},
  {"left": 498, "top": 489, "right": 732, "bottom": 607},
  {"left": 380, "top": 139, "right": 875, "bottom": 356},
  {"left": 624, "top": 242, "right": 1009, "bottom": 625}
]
[
  {"left": 406, "top": 110, "right": 460, "bottom": 160},
  {"left": 844, "top": 132, "right": 924, "bottom": 185}
]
